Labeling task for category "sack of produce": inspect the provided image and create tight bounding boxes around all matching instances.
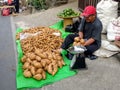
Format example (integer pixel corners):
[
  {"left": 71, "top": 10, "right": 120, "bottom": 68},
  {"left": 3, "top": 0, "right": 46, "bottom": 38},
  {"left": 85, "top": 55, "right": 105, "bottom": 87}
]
[
  {"left": 107, "top": 17, "right": 120, "bottom": 41},
  {"left": 1, "top": 8, "right": 10, "bottom": 16},
  {"left": 96, "top": 0, "right": 118, "bottom": 33},
  {"left": 65, "top": 19, "right": 81, "bottom": 33}
]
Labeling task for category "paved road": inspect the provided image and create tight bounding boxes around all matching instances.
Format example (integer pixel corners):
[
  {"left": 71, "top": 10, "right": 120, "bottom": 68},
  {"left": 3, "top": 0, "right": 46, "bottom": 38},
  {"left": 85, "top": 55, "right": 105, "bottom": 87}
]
[{"left": 0, "top": 16, "right": 17, "bottom": 90}]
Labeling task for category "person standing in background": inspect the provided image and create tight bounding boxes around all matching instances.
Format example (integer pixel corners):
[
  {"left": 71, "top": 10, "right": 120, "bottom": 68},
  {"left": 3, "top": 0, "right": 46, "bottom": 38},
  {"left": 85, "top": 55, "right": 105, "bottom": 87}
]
[{"left": 14, "top": 0, "right": 19, "bottom": 13}]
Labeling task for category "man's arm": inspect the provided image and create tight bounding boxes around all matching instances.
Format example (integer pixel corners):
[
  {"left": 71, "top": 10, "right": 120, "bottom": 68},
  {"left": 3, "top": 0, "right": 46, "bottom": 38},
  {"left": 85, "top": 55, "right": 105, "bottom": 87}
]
[
  {"left": 83, "top": 38, "right": 95, "bottom": 46},
  {"left": 78, "top": 17, "right": 85, "bottom": 39}
]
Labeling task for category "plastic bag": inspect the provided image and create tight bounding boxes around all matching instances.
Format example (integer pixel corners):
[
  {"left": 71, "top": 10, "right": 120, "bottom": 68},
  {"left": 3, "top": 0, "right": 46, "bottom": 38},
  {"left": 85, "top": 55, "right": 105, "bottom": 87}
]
[
  {"left": 94, "top": 48, "right": 118, "bottom": 57},
  {"left": 20, "top": 31, "right": 61, "bottom": 40},
  {"left": 96, "top": 0, "right": 118, "bottom": 33},
  {"left": 102, "top": 40, "right": 120, "bottom": 52},
  {"left": 1, "top": 8, "right": 10, "bottom": 16},
  {"left": 107, "top": 17, "right": 120, "bottom": 41},
  {"left": 94, "top": 40, "right": 120, "bottom": 57}
]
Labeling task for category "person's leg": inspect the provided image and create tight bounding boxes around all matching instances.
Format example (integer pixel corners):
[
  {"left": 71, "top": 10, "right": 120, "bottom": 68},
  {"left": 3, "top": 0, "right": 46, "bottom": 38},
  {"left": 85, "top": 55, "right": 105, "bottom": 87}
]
[
  {"left": 61, "top": 33, "right": 78, "bottom": 49},
  {"left": 85, "top": 43, "right": 99, "bottom": 60},
  {"left": 60, "top": 33, "right": 78, "bottom": 60},
  {"left": 14, "top": 0, "right": 19, "bottom": 13}
]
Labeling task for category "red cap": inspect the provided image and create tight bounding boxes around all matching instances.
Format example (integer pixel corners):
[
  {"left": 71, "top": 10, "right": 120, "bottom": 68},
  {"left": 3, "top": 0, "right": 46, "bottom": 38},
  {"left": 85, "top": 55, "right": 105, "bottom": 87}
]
[{"left": 81, "top": 6, "right": 96, "bottom": 17}]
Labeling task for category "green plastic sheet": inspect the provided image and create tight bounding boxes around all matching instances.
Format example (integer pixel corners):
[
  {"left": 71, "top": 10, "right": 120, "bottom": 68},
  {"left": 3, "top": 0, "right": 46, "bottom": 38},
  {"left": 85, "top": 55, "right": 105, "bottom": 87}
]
[{"left": 16, "top": 20, "right": 77, "bottom": 89}]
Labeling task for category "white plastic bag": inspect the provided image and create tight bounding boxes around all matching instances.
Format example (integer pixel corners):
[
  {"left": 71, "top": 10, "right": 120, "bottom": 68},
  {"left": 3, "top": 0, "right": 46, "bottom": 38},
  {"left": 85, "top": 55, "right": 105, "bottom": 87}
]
[
  {"left": 107, "top": 17, "right": 120, "bottom": 41},
  {"left": 94, "top": 48, "right": 119, "bottom": 57},
  {"left": 94, "top": 40, "right": 120, "bottom": 57},
  {"left": 101, "top": 40, "right": 120, "bottom": 52},
  {"left": 20, "top": 31, "right": 61, "bottom": 40},
  {"left": 96, "top": 0, "right": 118, "bottom": 33},
  {"left": 20, "top": 32, "right": 41, "bottom": 40}
]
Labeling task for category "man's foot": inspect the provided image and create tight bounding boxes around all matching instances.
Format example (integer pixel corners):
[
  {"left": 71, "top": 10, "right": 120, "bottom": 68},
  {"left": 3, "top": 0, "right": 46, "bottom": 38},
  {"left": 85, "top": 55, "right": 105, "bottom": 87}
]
[{"left": 86, "top": 54, "right": 98, "bottom": 60}]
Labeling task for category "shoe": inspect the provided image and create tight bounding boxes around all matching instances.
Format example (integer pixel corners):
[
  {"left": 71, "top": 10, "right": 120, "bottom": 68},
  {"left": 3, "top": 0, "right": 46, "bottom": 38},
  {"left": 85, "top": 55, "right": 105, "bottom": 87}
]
[{"left": 86, "top": 54, "right": 98, "bottom": 60}]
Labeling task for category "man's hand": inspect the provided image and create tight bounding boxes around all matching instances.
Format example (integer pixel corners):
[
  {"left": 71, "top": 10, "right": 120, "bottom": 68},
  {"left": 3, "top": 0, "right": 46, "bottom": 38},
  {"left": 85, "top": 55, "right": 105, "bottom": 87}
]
[{"left": 83, "top": 38, "right": 95, "bottom": 46}]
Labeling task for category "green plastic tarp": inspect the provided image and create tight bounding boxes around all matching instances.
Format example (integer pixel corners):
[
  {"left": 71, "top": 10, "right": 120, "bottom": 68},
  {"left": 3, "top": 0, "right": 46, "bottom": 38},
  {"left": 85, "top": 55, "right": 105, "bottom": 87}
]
[{"left": 16, "top": 20, "right": 77, "bottom": 89}]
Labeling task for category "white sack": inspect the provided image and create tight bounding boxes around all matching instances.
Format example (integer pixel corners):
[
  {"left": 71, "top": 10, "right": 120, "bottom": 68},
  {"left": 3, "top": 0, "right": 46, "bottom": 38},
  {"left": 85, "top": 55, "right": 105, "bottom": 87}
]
[
  {"left": 96, "top": 0, "right": 118, "bottom": 33},
  {"left": 94, "top": 48, "right": 118, "bottom": 57},
  {"left": 94, "top": 40, "right": 120, "bottom": 57},
  {"left": 107, "top": 17, "right": 120, "bottom": 41},
  {"left": 101, "top": 40, "right": 120, "bottom": 52}
]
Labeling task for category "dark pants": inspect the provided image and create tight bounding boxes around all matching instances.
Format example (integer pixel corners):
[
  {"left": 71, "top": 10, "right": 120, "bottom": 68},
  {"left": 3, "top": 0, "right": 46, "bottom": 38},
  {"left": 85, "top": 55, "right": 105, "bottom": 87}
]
[
  {"left": 61, "top": 33, "right": 99, "bottom": 55},
  {"left": 14, "top": 0, "right": 19, "bottom": 13}
]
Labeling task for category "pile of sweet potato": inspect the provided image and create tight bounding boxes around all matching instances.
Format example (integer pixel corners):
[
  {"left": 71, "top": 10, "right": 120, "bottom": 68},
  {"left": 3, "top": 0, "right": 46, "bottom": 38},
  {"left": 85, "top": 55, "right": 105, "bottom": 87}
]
[
  {"left": 73, "top": 37, "right": 85, "bottom": 46},
  {"left": 16, "top": 27, "right": 65, "bottom": 80}
]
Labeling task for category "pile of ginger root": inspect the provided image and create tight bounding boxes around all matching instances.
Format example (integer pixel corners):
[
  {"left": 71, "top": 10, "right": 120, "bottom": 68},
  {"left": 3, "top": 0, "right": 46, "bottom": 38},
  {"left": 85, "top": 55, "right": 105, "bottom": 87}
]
[{"left": 16, "top": 27, "right": 66, "bottom": 80}]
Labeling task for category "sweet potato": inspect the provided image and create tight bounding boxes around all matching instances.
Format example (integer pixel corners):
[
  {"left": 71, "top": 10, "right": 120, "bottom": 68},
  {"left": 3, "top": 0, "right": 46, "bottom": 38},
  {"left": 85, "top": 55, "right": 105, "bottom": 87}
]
[
  {"left": 36, "top": 56, "right": 41, "bottom": 61},
  {"left": 57, "top": 60, "right": 63, "bottom": 68},
  {"left": 36, "top": 68, "right": 43, "bottom": 74},
  {"left": 26, "top": 58, "right": 32, "bottom": 63},
  {"left": 41, "top": 60, "right": 47, "bottom": 67},
  {"left": 33, "top": 74, "right": 42, "bottom": 80},
  {"left": 52, "top": 64, "right": 58, "bottom": 76},
  {"left": 32, "top": 61, "right": 42, "bottom": 68},
  {"left": 23, "top": 62, "right": 30, "bottom": 69},
  {"left": 21, "top": 55, "right": 27, "bottom": 63},
  {"left": 23, "top": 69, "right": 32, "bottom": 78},
  {"left": 47, "top": 63, "right": 53, "bottom": 75},
  {"left": 26, "top": 52, "right": 36, "bottom": 60},
  {"left": 42, "top": 71, "right": 46, "bottom": 79},
  {"left": 74, "top": 37, "right": 80, "bottom": 42},
  {"left": 30, "top": 66, "right": 36, "bottom": 75},
  {"left": 80, "top": 39, "right": 85, "bottom": 44}
]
